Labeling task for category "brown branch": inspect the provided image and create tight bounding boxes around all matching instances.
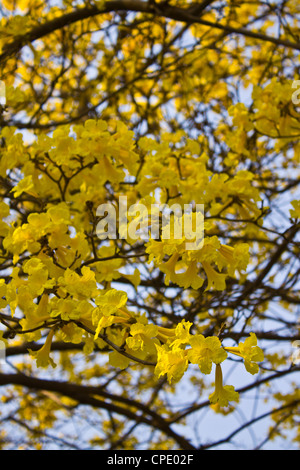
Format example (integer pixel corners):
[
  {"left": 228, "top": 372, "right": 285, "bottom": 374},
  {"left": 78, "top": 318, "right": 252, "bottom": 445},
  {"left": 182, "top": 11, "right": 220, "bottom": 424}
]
[
  {"left": 0, "top": 372, "right": 195, "bottom": 450},
  {"left": 1, "top": 0, "right": 300, "bottom": 65},
  {"left": 199, "top": 399, "right": 300, "bottom": 450},
  {"left": 229, "top": 223, "right": 300, "bottom": 309},
  {"left": 223, "top": 331, "right": 300, "bottom": 343},
  {"left": 5, "top": 341, "right": 88, "bottom": 357},
  {"left": 74, "top": 321, "right": 156, "bottom": 367}
]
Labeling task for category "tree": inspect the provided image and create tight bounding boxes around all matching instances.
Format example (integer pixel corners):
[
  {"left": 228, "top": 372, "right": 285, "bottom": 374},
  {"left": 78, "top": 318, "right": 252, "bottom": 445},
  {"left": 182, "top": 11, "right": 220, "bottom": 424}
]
[{"left": 0, "top": 0, "right": 299, "bottom": 450}]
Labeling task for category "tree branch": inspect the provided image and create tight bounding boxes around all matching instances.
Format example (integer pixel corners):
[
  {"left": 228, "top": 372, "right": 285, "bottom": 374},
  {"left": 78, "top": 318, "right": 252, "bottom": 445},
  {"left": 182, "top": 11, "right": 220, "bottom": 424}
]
[
  {"left": 199, "top": 398, "right": 300, "bottom": 450},
  {"left": 0, "top": 372, "right": 196, "bottom": 450},
  {"left": 229, "top": 223, "right": 300, "bottom": 309},
  {"left": 1, "top": 0, "right": 300, "bottom": 65}
]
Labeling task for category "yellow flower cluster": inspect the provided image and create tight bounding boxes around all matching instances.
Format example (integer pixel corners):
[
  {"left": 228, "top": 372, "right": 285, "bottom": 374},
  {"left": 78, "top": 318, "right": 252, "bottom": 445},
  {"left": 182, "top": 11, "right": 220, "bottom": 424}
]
[{"left": 0, "top": 118, "right": 265, "bottom": 407}]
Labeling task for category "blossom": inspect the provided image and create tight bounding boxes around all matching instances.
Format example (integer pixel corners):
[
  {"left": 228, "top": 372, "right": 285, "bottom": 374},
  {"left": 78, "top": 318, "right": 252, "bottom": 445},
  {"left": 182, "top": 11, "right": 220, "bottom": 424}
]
[
  {"left": 159, "top": 252, "right": 180, "bottom": 285},
  {"left": 169, "top": 320, "right": 192, "bottom": 349},
  {"left": 51, "top": 298, "right": 93, "bottom": 322},
  {"left": 10, "top": 175, "right": 38, "bottom": 198},
  {"left": 224, "top": 332, "right": 264, "bottom": 374},
  {"left": 290, "top": 200, "right": 300, "bottom": 219},
  {"left": 47, "top": 203, "right": 70, "bottom": 225},
  {"left": 28, "top": 329, "right": 57, "bottom": 368},
  {"left": 155, "top": 344, "right": 189, "bottom": 384},
  {"left": 20, "top": 293, "right": 50, "bottom": 340},
  {"left": 218, "top": 243, "right": 250, "bottom": 276},
  {"left": 95, "top": 288, "right": 128, "bottom": 315},
  {"left": 172, "top": 260, "right": 204, "bottom": 290},
  {"left": 209, "top": 364, "right": 239, "bottom": 407},
  {"left": 187, "top": 334, "right": 227, "bottom": 374},
  {"left": 202, "top": 261, "right": 227, "bottom": 291},
  {"left": 58, "top": 266, "right": 98, "bottom": 300},
  {"left": 93, "top": 289, "right": 129, "bottom": 339},
  {"left": 0, "top": 201, "right": 9, "bottom": 237},
  {"left": 126, "top": 322, "right": 158, "bottom": 355},
  {"left": 0, "top": 278, "right": 7, "bottom": 309},
  {"left": 23, "top": 258, "right": 55, "bottom": 296},
  {"left": 93, "top": 313, "right": 118, "bottom": 340},
  {"left": 121, "top": 268, "right": 141, "bottom": 290}
]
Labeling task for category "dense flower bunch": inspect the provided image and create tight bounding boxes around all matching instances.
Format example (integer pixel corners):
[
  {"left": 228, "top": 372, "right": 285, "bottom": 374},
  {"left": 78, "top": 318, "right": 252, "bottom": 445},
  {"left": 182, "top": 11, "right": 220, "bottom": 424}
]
[
  {"left": 0, "top": 117, "right": 266, "bottom": 406},
  {"left": 0, "top": 0, "right": 299, "bottom": 450}
]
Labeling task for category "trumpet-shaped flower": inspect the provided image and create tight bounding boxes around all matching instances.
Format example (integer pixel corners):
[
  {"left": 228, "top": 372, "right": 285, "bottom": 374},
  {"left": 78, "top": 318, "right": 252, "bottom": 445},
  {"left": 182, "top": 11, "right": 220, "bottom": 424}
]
[
  {"left": 94, "top": 313, "right": 118, "bottom": 339},
  {"left": 93, "top": 289, "right": 129, "bottom": 339},
  {"left": 23, "top": 258, "right": 55, "bottom": 296},
  {"left": 20, "top": 293, "right": 50, "bottom": 340},
  {"left": 58, "top": 266, "right": 98, "bottom": 300},
  {"left": 290, "top": 199, "right": 300, "bottom": 219},
  {"left": 11, "top": 175, "right": 39, "bottom": 198},
  {"left": 209, "top": 364, "right": 239, "bottom": 407},
  {"left": 95, "top": 288, "right": 128, "bottom": 315},
  {"left": 224, "top": 332, "right": 264, "bottom": 374},
  {"left": 160, "top": 252, "right": 180, "bottom": 286},
  {"left": 126, "top": 322, "right": 158, "bottom": 355},
  {"left": 121, "top": 268, "right": 141, "bottom": 290},
  {"left": 172, "top": 260, "right": 204, "bottom": 290},
  {"left": 155, "top": 344, "right": 188, "bottom": 384},
  {"left": 0, "top": 278, "right": 7, "bottom": 309},
  {"left": 187, "top": 334, "right": 227, "bottom": 374},
  {"left": 0, "top": 201, "right": 9, "bottom": 237},
  {"left": 202, "top": 261, "right": 227, "bottom": 291},
  {"left": 217, "top": 243, "right": 250, "bottom": 276},
  {"left": 169, "top": 320, "right": 192, "bottom": 349},
  {"left": 28, "top": 329, "right": 57, "bottom": 368}
]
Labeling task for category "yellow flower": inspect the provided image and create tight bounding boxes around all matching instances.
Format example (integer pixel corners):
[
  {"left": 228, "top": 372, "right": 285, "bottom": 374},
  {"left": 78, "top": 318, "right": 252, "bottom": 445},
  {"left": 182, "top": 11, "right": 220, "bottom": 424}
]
[
  {"left": 172, "top": 260, "right": 204, "bottom": 290},
  {"left": 27, "top": 212, "right": 51, "bottom": 233},
  {"left": 202, "top": 261, "right": 227, "bottom": 291},
  {"left": 10, "top": 175, "right": 39, "bottom": 198},
  {"left": 145, "top": 239, "right": 166, "bottom": 264},
  {"left": 187, "top": 334, "right": 227, "bottom": 374},
  {"left": 0, "top": 201, "right": 10, "bottom": 237},
  {"left": 93, "top": 289, "right": 129, "bottom": 339},
  {"left": 0, "top": 279, "right": 7, "bottom": 309},
  {"left": 209, "top": 364, "right": 239, "bottom": 407},
  {"left": 23, "top": 258, "right": 55, "bottom": 296},
  {"left": 218, "top": 243, "right": 250, "bottom": 276},
  {"left": 28, "top": 329, "right": 57, "bottom": 368},
  {"left": 47, "top": 203, "right": 70, "bottom": 225},
  {"left": 160, "top": 252, "right": 180, "bottom": 286},
  {"left": 58, "top": 266, "right": 98, "bottom": 300},
  {"left": 290, "top": 200, "right": 300, "bottom": 219},
  {"left": 94, "top": 314, "right": 118, "bottom": 340},
  {"left": 20, "top": 293, "right": 51, "bottom": 340},
  {"left": 218, "top": 244, "right": 234, "bottom": 263},
  {"left": 95, "top": 288, "right": 128, "bottom": 315},
  {"left": 155, "top": 344, "right": 188, "bottom": 384},
  {"left": 121, "top": 268, "right": 141, "bottom": 290},
  {"left": 169, "top": 320, "right": 192, "bottom": 349},
  {"left": 126, "top": 323, "right": 158, "bottom": 354},
  {"left": 224, "top": 332, "right": 264, "bottom": 374}
]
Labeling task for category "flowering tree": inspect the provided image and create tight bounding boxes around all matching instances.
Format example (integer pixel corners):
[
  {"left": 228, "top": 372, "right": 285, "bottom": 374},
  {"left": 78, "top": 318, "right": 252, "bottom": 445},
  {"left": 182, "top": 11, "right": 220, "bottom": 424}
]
[{"left": 0, "top": 0, "right": 299, "bottom": 450}]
